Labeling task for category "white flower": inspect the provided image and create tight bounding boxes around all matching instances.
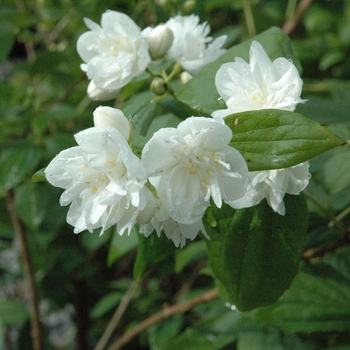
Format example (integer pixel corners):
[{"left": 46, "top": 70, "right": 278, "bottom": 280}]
[
  {"left": 228, "top": 162, "right": 310, "bottom": 215},
  {"left": 45, "top": 108, "right": 152, "bottom": 235},
  {"left": 93, "top": 106, "right": 130, "bottom": 140},
  {"left": 77, "top": 10, "right": 151, "bottom": 91},
  {"left": 165, "top": 14, "right": 227, "bottom": 75},
  {"left": 87, "top": 80, "right": 119, "bottom": 101},
  {"left": 212, "top": 41, "right": 310, "bottom": 215},
  {"left": 141, "top": 117, "right": 249, "bottom": 228},
  {"left": 147, "top": 24, "right": 174, "bottom": 59},
  {"left": 212, "top": 40, "right": 305, "bottom": 119}
]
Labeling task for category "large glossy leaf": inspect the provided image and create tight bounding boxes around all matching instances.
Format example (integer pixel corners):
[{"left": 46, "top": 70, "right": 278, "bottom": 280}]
[
  {"left": 175, "top": 27, "right": 301, "bottom": 115},
  {"left": 249, "top": 270, "right": 350, "bottom": 332},
  {"left": 225, "top": 109, "right": 345, "bottom": 171},
  {"left": 205, "top": 194, "right": 308, "bottom": 311}
]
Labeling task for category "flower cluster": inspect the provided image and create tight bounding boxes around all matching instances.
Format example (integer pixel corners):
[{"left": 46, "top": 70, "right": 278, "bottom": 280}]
[
  {"left": 77, "top": 10, "right": 227, "bottom": 100},
  {"left": 46, "top": 11, "right": 311, "bottom": 248},
  {"left": 212, "top": 41, "right": 310, "bottom": 215}
]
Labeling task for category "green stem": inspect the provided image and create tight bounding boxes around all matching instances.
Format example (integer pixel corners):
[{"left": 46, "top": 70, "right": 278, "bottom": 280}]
[
  {"left": 285, "top": 0, "right": 298, "bottom": 20},
  {"left": 242, "top": 0, "right": 256, "bottom": 37}
]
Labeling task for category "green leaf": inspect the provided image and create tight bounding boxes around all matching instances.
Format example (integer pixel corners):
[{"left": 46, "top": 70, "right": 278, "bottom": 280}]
[
  {"left": 122, "top": 90, "right": 157, "bottom": 136},
  {"left": 226, "top": 109, "right": 345, "bottom": 171},
  {"left": 0, "top": 301, "right": 29, "bottom": 326},
  {"left": 175, "top": 241, "right": 207, "bottom": 273},
  {"left": 175, "top": 27, "right": 301, "bottom": 115},
  {"left": 0, "top": 144, "right": 41, "bottom": 197},
  {"left": 0, "top": 21, "right": 16, "bottom": 62},
  {"left": 205, "top": 194, "right": 308, "bottom": 311},
  {"left": 90, "top": 292, "right": 124, "bottom": 319},
  {"left": 133, "top": 231, "right": 176, "bottom": 282},
  {"left": 15, "top": 182, "right": 49, "bottom": 231},
  {"left": 323, "top": 245, "right": 350, "bottom": 281},
  {"left": 321, "top": 148, "right": 350, "bottom": 194},
  {"left": 108, "top": 226, "right": 139, "bottom": 266},
  {"left": 248, "top": 270, "right": 350, "bottom": 332}
]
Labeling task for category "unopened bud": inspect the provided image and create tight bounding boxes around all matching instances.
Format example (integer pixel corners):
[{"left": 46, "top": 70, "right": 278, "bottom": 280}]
[
  {"left": 181, "top": 0, "right": 196, "bottom": 15},
  {"left": 147, "top": 25, "right": 174, "bottom": 59},
  {"left": 159, "top": 0, "right": 178, "bottom": 15},
  {"left": 93, "top": 106, "right": 130, "bottom": 141},
  {"left": 150, "top": 77, "right": 168, "bottom": 95},
  {"left": 87, "top": 80, "right": 119, "bottom": 101},
  {"left": 180, "top": 71, "right": 193, "bottom": 84}
]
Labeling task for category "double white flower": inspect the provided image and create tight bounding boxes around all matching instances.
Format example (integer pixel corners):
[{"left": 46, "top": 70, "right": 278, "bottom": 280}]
[
  {"left": 141, "top": 117, "right": 249, "bottom": 246},
  {"left": 77, "top": 11, "right": 151, "bottom": 95},
  {"left": 45, "top": 107, "right": 154, "bottom": 235},
  {"left": 165, "top": 14, "right": 227, "bottom": 75},
  {"left": 212, "top": 41, "right": 310, "bottom": 215}
]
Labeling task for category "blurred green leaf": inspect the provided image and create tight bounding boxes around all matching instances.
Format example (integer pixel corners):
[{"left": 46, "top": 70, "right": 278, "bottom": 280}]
[
  {"left": 175, "top": 27, "right": 301, "bottom": 115},
  {"left": 133, "top": 231, "right": 176, "bottom": 282},
  {"left": 226, "top": 109, "right": 345, "bottom": 171},
  {"left": 175, "top": 240, "right": 207, "bottom": 273},
  {"left": 321, "top": 148, "right": 350, "bottom": 194},
  {"left": 249, "top": 270, "right": 350, "bottom": 332},
  {"left": 0, "top": 144, "right": 41, "bottom": 197},
  {"left": 205, "top": 195, "right": 308, "bottom": 311},
  {"left": 108, "top": 226, "right": 139, "bottom": 266},
  {"left": 0, "top": 301, "right": 29, "bottom": 326},
  {"left": 0, "top": 21, "right": 16, "bottom": 61},
  {"left": 90, "top": 292, "right": 124, "bottom": 319},
  {"left": 15, "top": 182, "right": 49, "bottom": 231},
  {"left": 323, "top": 246, "right": 350, "bottom": 281}
]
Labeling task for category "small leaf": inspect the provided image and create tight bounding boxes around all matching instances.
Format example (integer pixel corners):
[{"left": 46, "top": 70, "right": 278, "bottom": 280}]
[
  {"left": 226, "top": 109, "right": 345, "bottom": 171},
  {"left": 133, "top": 231, "right": 176, "bottom": 282},
  {"left": 31, "top": 168, "right": 47, "bottom": 183},
  {"left": 205, "top": 194, "right": 308, "bottom": 311},
  {"left": 175, "top": 27, "right": 301, "bottom": 115}
]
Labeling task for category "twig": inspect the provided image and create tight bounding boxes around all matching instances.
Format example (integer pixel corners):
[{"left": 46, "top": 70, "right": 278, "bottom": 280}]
[
  {"left": 107, "top": 287, "right": 219, "bottom": 350},
  {"left": 6, "top": 190, "right": 43, "bottom": 350},
  {"left": 282, "top": 0, "right": 314, "bottom": 35},
  {"left": 94, "top": 281, "right": 139, "bottom": 350}
]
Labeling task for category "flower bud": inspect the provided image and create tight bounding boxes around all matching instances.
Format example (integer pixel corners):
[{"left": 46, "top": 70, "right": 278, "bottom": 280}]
[
  {"left": 150, "top": 77, "right": 168, "bottom": 95},
  {"left": 147, "top": 25, "right": 174, "bottom": 59},
  {"left": 87, "top": 80, "right": 119, "bottom": 101},
  {"left": 93, "top": 106, "right": 130, "bottom": 141},
  {"left": 180, "top": 71, "right": 193, "bottom": 84},
  {"left": 181, "top": 0, "right": 196, "bottom": 15}
]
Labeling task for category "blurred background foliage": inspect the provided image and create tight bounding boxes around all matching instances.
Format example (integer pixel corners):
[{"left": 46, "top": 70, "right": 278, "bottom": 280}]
[{"left": 1, "top": 0, "right": 350, "bottom": 349}]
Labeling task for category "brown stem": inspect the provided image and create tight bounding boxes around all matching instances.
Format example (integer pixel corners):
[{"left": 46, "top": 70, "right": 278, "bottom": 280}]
[
  {"left": 6, "top": 190, "right": 43, "bottom": 350},
  {"left": 282, "top": 0, "right": 314, "bottom": 35},
  {"left": 107, "top": 287, "right": 219, "bottom": 350},
  {"left": 94, "top": 281, "right": 139, "bottom": 350}
]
